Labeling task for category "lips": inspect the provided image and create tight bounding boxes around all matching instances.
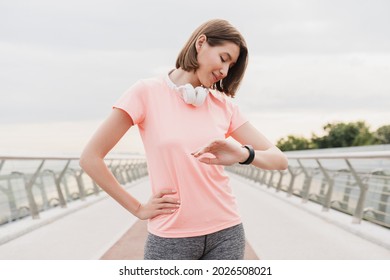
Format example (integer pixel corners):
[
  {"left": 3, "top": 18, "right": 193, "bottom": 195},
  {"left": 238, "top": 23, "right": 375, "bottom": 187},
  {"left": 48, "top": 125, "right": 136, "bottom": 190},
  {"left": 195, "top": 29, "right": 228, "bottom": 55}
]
[{"left": 212, "top": 73, "right": 219, "bottom": 83}]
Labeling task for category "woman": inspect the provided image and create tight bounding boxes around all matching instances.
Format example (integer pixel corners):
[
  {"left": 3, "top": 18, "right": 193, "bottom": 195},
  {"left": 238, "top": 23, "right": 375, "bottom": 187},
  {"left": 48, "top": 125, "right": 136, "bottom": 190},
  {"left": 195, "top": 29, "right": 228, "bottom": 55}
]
[{"left": 80, "top": 19, "right": 288, "bottom": 260}]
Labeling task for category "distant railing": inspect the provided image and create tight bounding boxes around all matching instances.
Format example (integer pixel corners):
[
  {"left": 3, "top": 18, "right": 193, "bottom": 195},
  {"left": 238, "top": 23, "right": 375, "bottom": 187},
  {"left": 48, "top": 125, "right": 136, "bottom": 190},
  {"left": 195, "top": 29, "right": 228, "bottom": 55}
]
[
  {"left": 0, "top": 155, "right": 148, "bottom": 225},
  {"left": 226, "top": 151, "right": 390, "bottom": 228}
]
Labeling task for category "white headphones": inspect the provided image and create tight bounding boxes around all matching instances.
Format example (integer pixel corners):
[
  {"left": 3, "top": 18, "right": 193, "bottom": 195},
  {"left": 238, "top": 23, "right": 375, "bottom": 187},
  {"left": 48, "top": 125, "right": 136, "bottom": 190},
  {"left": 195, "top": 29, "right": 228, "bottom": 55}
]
[
  {"left": 165, "top": 71, "right": 209, "bottom": 107},
  {"left": 177, "top": 84, "right": 209, "bottom": 107}
]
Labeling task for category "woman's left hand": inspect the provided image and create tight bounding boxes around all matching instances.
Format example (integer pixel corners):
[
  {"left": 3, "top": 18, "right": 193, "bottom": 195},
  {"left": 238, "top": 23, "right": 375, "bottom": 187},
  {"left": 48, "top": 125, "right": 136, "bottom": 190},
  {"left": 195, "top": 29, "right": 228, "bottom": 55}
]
[{"left": 191, "top": 139, "right": 249, "bottom": 166}]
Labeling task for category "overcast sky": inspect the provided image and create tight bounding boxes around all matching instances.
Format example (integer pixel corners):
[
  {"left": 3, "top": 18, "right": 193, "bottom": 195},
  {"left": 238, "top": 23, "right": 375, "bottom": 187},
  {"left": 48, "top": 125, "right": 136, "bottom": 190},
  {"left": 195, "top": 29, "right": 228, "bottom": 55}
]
[{"left": 1, "top": 0, "right": 389, "bottom": 154}]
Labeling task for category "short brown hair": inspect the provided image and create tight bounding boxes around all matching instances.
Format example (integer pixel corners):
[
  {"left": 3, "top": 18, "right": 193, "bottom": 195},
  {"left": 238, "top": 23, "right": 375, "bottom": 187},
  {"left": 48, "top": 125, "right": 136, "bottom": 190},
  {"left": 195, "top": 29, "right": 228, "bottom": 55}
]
[{"left": 176, "top": 19, "right": 248, "bottom": 98}]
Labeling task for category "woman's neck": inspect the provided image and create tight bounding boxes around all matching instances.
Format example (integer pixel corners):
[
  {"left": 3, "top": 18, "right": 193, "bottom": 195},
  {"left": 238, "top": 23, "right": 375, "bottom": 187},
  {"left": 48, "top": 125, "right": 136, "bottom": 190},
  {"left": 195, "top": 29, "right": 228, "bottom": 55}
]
[{"left": 169, "top": 68, "right": 201, "bottom": 87}]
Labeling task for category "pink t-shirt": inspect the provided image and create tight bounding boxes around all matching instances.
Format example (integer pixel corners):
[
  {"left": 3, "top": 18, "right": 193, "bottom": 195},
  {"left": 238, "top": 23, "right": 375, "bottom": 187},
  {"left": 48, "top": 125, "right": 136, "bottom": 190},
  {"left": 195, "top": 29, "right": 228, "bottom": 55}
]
[{"left": 113, "top": 73, "right": 248, "bottom": 238}]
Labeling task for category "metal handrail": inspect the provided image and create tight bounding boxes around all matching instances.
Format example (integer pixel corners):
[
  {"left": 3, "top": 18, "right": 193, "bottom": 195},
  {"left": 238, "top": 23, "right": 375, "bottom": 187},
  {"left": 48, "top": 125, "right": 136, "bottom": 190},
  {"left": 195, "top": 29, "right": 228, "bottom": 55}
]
[
  {"left": 0, "top": 154, "right": 148, "bottom": 225},
  {"left": 0, "top": 154, "right": 146, "bottom": 160},
  {"left": 286, "top": 150, "right": 390, "bottom": 159},
  {"left": 227, "top": 150, "right": 390, "bottom": 228}
]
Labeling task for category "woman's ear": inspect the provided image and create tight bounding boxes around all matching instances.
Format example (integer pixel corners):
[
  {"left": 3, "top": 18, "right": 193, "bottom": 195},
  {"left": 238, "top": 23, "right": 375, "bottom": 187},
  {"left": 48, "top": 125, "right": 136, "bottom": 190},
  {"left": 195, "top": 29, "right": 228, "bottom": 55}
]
[{"left": 195, "top": 34, "right": 207, "bottom": 52}]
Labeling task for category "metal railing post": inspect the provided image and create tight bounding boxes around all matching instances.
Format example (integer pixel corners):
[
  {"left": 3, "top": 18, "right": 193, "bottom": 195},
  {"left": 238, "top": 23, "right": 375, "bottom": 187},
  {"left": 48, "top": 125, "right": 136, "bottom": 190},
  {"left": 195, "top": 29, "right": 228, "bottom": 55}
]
[
  {"left": 345, "top": 159, "right": 369, "bottom": 224},
  {"left": 0, "top": 179, "right": 17, "bottom": 222},
  {"left": 128, "top": 162, "right": 134, "bottom": 180},
  {"left": 297, "top": 159, "right": 313, "bottom": 203},
  {"left": 261, "top": 170, "right": 267, "bottom": 185},
  {"left": 316, "top": 159, "right": 334, "bottom": 212},
  {"left": 25, "top": 160, "right": 45, "bottom": 219},
  {"left": 377, "top": 172, "right": 389, "bottom": 224},
  {"left": 276, "top": 170, "right": 285, "bottom": 192},
  {"left": 62, "top": 175, "right": 71, "bottom": 201},
  {"left": 77, "top": 169, "right": 86, "bottom": 201},
  {"left": 37, "top": 174, "right": 49, "bottom": 210},
  {"left": 287, "top": 166, "right": 299, "bottom": 196},
  {"left": 267, "top": 170, "right": 275, "bottom": 188},
  {"left": 250, "top": 166, "right": 257, "bottom": 182},
  {"left": 55, "top": 160, "right": 71, "bottom": 207},
  {"left": 254, "top": 169, "right": 262, "bottom": 183},
  {"left": 0, "top": 160, "right": 5, "bottom": 173}
]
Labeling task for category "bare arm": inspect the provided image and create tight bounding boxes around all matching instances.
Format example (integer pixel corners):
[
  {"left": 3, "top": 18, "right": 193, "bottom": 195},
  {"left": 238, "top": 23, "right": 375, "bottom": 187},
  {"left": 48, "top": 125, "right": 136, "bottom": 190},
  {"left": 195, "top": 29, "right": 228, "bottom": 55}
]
[
  {"left": 230, "top": 122, "right": 288, "bottom": 170},
  {"left": 79, "top": 108, "right": 179, "bottom": 219},
  {"left": 192, "top": 122, "right": 288, "bottom": 170}
]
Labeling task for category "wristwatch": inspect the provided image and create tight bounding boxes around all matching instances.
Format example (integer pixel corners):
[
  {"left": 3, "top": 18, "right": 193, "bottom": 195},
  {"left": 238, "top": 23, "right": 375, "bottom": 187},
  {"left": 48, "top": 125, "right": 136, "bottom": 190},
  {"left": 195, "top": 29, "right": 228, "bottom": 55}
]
[{"left": 239, "top": 145, "right": 255, "bottom": 165}]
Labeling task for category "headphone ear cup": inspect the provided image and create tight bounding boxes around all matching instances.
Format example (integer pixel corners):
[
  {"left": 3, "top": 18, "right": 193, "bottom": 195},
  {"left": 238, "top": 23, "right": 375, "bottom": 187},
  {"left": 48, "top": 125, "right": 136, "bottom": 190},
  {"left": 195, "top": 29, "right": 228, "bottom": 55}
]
[
  {"left": 193, "top": 87, "right": 208, "bottom": 106},
  {"left": 181, "top": 84, "right": 196, "bottom": 105},
  {"left": 177, "top": 84, "right": 209, "bottom": 106}
]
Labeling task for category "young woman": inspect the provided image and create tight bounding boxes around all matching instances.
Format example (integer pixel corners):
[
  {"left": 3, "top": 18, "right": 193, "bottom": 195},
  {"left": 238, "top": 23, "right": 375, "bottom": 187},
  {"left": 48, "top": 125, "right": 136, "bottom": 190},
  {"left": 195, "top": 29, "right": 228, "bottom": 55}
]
[{"left": 80, "top": 19, "right": 288, "bottom": 260}]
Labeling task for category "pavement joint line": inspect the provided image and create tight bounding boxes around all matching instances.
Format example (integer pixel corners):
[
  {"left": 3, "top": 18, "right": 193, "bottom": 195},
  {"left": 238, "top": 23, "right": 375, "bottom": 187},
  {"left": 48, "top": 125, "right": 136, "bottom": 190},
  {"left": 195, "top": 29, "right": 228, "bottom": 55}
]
[
  {"left": 0, "top": 177, "right": 148, "bottom": 246},
  {"left": 228, "top": 172, "right": 390, "bottom": 251}
]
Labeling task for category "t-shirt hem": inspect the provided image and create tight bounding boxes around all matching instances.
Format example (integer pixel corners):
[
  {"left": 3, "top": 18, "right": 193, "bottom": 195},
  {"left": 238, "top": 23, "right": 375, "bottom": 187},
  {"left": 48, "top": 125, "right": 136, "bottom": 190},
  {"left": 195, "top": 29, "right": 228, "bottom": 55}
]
[
  {"left": 226, "top": 120, "right": 249, "bottom": 138},
  {"left": 112, "top": 105, "right": 137, "bottom": 124},
  {"left": 147, "top": 219, "right": 242, "bottom": 238}
]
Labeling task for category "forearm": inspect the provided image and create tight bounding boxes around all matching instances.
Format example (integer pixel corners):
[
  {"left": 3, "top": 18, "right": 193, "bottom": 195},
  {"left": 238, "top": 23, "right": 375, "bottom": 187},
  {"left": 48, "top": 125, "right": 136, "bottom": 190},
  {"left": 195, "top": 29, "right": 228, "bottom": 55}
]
[
  {"left": 249, "top": 146, "right": 288, "bottom": 170},
  {"left": 79, "top": 155, "right": 141, "bottom": 215},
  {"left": 228, "top": 122, "right": 288, "bottom": 170}
]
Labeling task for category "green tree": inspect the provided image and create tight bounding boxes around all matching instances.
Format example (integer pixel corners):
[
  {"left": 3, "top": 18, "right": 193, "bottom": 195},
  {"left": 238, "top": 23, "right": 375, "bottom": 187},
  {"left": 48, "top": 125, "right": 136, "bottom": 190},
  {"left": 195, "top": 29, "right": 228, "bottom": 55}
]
[
  {"left": 373, "top": 125, "right": 390, "bottom": 144},
  {"left": 352, "top": 121, "right": 376, "bottom": 146},
  {"left": 310, "top": 133, "right": 329, "bottom": 149},
  {"left": 276, "top": 121, "right": 389, "bottom": 151},
  {"left": 311, "top": 121, "right": 375, "bottom": 148},
  {"left": 276, "top": 135, "right": 311, "bottom": 151}
]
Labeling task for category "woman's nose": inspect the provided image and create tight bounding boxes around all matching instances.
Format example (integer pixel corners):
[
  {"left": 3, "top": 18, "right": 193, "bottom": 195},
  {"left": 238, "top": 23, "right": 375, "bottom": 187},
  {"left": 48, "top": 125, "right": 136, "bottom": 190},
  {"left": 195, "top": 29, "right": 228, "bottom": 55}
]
[{"left": 219, "top": 64, "right": 229, "bottom": 78}]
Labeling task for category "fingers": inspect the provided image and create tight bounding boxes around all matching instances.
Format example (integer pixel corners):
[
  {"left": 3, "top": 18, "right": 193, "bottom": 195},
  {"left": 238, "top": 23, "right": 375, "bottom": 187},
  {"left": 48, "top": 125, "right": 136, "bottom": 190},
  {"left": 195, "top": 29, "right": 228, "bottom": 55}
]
[
  {"left": 152, "top": 189, "right": 180, "bottom": 210},
  {"left": 191, "top": 140, "right": 223, "bottom": 157},
  {"left": 160, "top": 196, "right": 181, "bottom": 204},
  {"left": 158, "top": 201, "right": 180, "bottom": 210},
  {"left": 155, "top": 196, "right": 180, "bottom": 207},
  {"left": 191, "top": 147, "right": 209, "bottom": 158},
  {"left": 156, "top": 209, "right": 177, "bottom": 215},
  {"left": 137, "top": 189, "right": 181, "bottom": 219},
  {"left": 154, "top": 189, "right": 177, "bottom": 198},
  {"left": 152, "top": 198, "right": 180, "bottom": 217}
]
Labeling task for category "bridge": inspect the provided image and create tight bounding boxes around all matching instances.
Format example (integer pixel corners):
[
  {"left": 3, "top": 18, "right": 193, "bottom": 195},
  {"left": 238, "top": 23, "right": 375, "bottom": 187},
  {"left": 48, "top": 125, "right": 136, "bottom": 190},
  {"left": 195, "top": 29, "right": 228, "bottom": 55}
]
[{"left": 0, "top": 151, "right": 389, "bottom": 260}]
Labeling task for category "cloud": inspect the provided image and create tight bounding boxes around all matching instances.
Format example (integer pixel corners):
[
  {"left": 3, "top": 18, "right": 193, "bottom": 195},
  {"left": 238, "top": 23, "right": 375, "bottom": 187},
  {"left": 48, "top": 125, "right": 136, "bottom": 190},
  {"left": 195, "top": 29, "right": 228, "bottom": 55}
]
[
  {"left": 0, "top": 42, "right": 175, "bottom": 123},
  {"left": 236, "top": 53, "right": 390, "bottom": 113},
  {"left": 0, "top": 120, "right": 145, "bottom": 155},
  {"left": 2, "top": 0, "right": 389, "bottom": 54},
  {"left": 1, "top": 0, "right": 390, "bottom": 152}
]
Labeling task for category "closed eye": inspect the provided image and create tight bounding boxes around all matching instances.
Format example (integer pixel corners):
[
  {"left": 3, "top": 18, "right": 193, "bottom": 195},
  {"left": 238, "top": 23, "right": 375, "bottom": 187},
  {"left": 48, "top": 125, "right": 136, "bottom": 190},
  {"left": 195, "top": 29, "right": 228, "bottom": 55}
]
[{"left": 221, "top": 55, "right": 235, "bottom": 68}]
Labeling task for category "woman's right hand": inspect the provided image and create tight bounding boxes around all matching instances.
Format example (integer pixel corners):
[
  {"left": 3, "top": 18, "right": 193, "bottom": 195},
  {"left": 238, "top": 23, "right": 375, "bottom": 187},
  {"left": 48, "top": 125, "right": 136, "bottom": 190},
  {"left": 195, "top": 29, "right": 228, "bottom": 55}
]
[{"left": 135, "top": 189, "right": 180, "bottom": 220}]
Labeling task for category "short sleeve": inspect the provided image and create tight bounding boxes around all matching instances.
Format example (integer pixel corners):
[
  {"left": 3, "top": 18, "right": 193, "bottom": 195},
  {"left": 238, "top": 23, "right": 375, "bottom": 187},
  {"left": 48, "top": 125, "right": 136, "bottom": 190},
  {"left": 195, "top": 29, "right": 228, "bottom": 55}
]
[
  {"left": 112, "top": 80, "right": 146, "bottom": 126},
  {"left": 225, "top": 102, "right": 248, "bottom": 138}
]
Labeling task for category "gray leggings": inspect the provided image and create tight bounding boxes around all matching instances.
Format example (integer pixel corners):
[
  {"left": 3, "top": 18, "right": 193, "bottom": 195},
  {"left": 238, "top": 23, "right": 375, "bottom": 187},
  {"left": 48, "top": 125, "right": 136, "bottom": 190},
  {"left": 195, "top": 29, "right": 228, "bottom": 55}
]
[{"left": 144, "top": 223, "right": 245, "bottom": 260}]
